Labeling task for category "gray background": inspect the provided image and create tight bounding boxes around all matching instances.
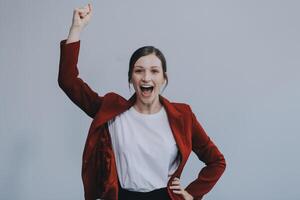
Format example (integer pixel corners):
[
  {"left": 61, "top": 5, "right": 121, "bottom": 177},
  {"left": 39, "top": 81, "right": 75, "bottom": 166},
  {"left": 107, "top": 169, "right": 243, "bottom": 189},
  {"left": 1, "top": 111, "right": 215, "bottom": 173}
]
[{"left": 1, "top": 0, "right": 299, "bottom": 199}]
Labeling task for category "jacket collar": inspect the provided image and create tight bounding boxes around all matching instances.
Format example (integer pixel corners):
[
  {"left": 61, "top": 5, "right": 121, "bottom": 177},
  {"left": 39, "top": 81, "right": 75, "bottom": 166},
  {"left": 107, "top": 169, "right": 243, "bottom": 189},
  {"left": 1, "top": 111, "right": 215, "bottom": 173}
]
[
  {"left": 94, "top": 92, "right": 182, "bottom": 126},
  {"left": 130, "top": 92, "right": 183, "bottom": 119},
  {"left": 92, "top": 92, "right": 187, "bottom": 164}
]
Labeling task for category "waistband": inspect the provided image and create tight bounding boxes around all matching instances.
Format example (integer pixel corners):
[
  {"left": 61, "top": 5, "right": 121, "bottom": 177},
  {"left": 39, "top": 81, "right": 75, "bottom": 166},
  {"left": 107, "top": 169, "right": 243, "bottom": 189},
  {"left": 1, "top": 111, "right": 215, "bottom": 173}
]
[{"left": 118, "top": 186, "right": 171, "bottom": 200}]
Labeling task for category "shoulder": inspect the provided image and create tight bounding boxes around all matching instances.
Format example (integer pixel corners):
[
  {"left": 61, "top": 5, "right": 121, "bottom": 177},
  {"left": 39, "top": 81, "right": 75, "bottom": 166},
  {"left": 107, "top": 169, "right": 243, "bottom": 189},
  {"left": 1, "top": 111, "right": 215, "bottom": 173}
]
[
  {"left": 170, "top": 101, "right": 193, "bottom": 113},
  {"left": 103, "top": 91, "right": 121, "bottom": 98},
  {"left": 160, "top": 95, "right": 193, "bottom": 114},
  {"left": 102, "top": 92, "right": 127, "bottom": 102}
]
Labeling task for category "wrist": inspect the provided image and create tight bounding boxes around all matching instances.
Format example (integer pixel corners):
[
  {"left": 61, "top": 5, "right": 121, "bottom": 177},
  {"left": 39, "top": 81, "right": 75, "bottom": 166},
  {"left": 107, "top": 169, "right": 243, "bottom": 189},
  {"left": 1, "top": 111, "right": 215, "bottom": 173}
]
[
  {"left": 69, "top": 25, "right": 82, "bottom": 32},
  {"left": 66, "top": 27, "right": 81, "bottom": 43}
]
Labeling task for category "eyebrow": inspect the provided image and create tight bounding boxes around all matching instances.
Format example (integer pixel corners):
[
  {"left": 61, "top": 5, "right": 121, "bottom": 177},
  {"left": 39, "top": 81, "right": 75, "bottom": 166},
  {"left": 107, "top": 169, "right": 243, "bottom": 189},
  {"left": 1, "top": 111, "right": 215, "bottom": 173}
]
[{"left": 134, "top": 66, "right": 160, "bottom": 69}]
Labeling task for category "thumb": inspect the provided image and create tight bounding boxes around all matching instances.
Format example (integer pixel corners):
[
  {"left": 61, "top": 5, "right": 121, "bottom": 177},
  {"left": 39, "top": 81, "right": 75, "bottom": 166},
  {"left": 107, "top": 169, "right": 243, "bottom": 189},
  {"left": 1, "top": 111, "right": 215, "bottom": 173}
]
[{"left": 73, "top": 9, "right": 81, "bottom": 21}]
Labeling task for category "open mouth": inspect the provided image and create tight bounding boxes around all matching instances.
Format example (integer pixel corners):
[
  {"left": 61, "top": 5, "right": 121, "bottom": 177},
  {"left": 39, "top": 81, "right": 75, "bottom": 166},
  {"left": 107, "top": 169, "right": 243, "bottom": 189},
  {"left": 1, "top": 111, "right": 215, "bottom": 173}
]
[{"left": 140, "top": 86, "right": 154, "bottom": 97}]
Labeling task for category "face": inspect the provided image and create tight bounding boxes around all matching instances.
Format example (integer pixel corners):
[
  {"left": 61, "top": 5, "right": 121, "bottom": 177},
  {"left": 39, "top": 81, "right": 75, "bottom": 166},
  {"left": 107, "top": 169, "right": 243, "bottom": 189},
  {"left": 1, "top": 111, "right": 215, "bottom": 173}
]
[{"left": 130, "top": 54, "right": 165, "bottom": 105}]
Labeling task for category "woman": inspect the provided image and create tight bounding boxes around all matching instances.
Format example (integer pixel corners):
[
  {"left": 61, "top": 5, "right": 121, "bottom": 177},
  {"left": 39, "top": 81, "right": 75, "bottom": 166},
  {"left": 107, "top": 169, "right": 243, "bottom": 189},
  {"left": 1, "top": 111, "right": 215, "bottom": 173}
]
[{"left": 58, "top": 3, "right": 226, "bottom": 200}]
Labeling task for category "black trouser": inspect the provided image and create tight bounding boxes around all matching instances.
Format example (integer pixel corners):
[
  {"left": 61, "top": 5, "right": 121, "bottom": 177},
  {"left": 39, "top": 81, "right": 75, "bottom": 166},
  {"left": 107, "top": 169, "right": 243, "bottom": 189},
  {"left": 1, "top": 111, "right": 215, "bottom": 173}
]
[{"left": 118, "top": 185, "right": 171, "bottom": 200}]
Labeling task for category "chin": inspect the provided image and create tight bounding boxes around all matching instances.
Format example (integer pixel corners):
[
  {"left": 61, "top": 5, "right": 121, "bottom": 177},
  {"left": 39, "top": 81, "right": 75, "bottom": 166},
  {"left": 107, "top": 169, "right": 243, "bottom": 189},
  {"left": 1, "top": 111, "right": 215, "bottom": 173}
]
[{"left": 138, "top": 92, "right": 158, "bottom": 104}]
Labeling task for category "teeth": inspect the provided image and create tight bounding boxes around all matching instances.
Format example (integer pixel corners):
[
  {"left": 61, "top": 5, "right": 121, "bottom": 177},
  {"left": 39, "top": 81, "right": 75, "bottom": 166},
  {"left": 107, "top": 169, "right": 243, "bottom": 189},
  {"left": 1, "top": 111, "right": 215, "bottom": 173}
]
[{"left": 140, "top": 85, "right": 154, "bottom": 93}]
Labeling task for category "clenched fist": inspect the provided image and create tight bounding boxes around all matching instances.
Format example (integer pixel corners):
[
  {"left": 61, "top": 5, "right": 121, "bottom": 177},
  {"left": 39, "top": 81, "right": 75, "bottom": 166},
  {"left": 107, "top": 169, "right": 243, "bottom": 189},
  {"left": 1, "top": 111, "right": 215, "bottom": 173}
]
[
  {"left": 71, "top": 3, "right": 93, "bottom": 31},
  {"left": 66, "top": 3, "right": 93, "bottom": 44}
]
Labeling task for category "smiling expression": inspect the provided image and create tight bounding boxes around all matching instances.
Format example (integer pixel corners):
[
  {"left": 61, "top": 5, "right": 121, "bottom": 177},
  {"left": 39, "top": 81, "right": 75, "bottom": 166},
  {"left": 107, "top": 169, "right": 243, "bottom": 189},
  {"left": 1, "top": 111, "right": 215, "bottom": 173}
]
[{"left": 130, "top": 54, "right": 166, "bottom": 105}]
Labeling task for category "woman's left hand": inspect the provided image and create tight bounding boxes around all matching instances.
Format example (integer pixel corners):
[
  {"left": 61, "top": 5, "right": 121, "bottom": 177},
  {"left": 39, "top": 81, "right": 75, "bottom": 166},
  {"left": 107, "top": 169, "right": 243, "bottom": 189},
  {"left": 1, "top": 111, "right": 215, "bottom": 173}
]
[{"left": 169, "top": 177, "right": 194, "bottom": 200}]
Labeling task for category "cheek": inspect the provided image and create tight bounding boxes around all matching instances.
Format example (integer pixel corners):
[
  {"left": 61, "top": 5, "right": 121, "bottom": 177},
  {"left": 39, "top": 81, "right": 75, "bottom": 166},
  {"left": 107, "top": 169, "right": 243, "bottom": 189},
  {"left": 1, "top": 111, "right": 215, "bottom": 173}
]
[
  {"left": 157, "top": 75, "right": 165, "bottom": 85},
  {"left": 132, "top": 82, "right": 138, "bottom": 89},
  {"left": 131, "top": 78, "right": 140, "bottom": 90},
  {"left": 131, "top": 75, "right": 139, "bottom": 84}
]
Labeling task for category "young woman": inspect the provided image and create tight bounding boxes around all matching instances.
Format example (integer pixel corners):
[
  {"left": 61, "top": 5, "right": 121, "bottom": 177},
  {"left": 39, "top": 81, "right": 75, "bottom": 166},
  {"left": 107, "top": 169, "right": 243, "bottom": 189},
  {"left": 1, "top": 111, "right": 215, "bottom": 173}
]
[{"left": 58, "top": 3, "right": 226, "bottom": 200}]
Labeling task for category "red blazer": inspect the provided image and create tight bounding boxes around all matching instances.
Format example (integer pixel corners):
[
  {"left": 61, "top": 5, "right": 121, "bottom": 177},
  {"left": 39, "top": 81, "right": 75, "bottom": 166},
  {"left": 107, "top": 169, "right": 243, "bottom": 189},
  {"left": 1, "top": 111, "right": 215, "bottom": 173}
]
[{"left": 58, "top": 39, "right": 226, "bottom": 200}]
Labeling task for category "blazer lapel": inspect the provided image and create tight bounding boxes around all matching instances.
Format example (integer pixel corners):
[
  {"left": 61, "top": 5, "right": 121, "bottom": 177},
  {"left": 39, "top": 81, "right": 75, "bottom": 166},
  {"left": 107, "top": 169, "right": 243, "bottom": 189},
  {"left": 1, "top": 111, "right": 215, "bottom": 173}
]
[
  {"left": 92, "top": 93, "right": 136, "bottom": 129},
  {"left": 92, "top": 92, "right": 187, "bottom": 162},
  {"left": 159, "top": 95, "right": 187, "bottom": 162}
]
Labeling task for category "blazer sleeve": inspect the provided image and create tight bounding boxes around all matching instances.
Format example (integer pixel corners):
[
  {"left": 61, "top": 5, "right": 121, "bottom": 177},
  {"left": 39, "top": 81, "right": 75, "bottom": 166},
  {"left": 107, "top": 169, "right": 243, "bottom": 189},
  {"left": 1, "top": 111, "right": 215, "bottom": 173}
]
[
  {"left": 184, "top": 107, "right": 226, "bottom": 200},
  {"left": 58, "top": 39, "right": 103, "bottom": 118}
]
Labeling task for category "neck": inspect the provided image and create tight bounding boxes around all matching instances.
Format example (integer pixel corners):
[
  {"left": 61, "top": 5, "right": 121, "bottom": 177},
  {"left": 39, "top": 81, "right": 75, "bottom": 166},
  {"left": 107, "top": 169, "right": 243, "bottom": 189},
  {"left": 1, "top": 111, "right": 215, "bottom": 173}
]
[{"left": 133, "top": 95, "right": 163, "bottom": 114}]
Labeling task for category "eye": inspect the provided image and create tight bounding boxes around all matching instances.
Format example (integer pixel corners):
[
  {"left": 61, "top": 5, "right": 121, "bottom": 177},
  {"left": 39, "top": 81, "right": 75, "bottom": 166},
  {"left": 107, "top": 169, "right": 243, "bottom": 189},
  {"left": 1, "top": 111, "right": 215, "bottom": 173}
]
[
  {"left": 134, "top": 69, "right": 142, "bottom": 73},
  {"left": 152, "top": 70, "right": 159, "bottom": 73}
]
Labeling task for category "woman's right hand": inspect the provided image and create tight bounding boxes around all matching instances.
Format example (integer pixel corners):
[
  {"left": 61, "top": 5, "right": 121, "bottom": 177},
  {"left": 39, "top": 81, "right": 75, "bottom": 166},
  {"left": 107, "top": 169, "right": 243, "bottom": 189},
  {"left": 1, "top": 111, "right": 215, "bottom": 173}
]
[
  {"left": 71, "top": 3, "right": 93, "bottom": 31},
  {"left": 66, "top": 3, "right": 92, "bottom": 43}
]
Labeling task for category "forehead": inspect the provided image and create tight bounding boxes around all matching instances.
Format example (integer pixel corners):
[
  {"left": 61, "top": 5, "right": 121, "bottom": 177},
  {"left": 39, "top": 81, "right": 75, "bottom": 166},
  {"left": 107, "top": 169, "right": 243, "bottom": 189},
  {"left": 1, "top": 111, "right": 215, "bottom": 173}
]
[{"left": 134, "top": 54, "right": 162, "bottom": 68}]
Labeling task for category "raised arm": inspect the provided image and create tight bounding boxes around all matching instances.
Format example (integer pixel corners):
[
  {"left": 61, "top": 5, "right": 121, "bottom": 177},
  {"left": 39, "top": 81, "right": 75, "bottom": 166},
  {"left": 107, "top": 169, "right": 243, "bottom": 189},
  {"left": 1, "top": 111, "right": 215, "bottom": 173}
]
[
  {"left": 184, "top": 107, "right": 226, "bottom": 200},
  {"left": 58, "top": 4, "right": 103, "bottom": 118}
]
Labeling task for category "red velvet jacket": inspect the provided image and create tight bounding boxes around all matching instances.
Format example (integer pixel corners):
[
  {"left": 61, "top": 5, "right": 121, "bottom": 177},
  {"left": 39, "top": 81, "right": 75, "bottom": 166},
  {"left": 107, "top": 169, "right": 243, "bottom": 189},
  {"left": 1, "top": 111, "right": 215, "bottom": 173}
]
[{"left": 58, "top": 39, "right": 226, "bottom": 200}]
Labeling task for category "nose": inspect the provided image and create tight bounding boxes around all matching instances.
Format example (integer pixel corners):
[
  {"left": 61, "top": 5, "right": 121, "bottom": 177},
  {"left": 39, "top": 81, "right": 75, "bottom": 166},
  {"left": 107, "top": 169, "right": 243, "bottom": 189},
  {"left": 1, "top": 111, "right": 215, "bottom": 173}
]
[{"left": 142, "top": 71, "right": 151, "bottom": 82}]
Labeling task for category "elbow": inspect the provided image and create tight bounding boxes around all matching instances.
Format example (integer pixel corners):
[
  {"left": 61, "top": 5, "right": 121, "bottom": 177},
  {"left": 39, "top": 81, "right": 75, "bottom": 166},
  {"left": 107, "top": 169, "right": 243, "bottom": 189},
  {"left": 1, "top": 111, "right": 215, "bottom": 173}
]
[
  {"left": 57, "top": 76, "right": 72, "bottom": 90},
  {"left": 210, "top": 153, "right": 226, "bottom": 173},
  {"left": 206, "top": 152, "right": 227, "bottom": 174},
  {"left": 219, "top": 154, "right": 226, "bottom": 173},
  {"left": 57, "top": 77, "right": 66, "bottom": 90}
]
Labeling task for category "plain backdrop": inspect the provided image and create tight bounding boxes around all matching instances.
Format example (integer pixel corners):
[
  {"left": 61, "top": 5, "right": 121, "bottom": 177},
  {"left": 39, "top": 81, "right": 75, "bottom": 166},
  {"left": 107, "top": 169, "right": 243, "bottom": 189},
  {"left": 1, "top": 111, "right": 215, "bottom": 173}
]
[{"left": 1, "top": 0, "right": 299, "bottom": 199}]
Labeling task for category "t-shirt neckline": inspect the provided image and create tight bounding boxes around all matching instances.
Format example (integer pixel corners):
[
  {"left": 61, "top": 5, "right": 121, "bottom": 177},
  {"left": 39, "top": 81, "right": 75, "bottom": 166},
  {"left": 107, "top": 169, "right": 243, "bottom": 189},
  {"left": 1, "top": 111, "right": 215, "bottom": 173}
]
[{"left": 130, "top": 106, "right": 164, "bottom": 118}]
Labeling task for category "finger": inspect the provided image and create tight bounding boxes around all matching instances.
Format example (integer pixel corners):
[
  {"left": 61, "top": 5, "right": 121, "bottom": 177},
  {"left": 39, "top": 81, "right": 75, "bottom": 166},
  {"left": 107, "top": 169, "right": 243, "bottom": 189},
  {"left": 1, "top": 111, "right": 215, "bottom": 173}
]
[
  {"left": 173, "top": 177, "right": 180, "bottom": 182},
  {"left": 172, "top": 178, "right": 180, "bottom": 183},
  {"left": 88, "top": 3, "right": 92, "bottom": 12},
  {"left": 80, "top": 5, "right": 92, "bottom": 19},
  {"left": 80, "top": 5, "right": 89, "bottom": 11},
  {"left": 74, "top": 9, "right": 86, "bottom": 19},
  {"left": 83, "top": 14, "right": 91, "bottom": 22},
  {"left": 82, "top": 6, "right": 89, "bottom": 14},
  {"left": 171, "top": 180, "right": 180, "bottom": 185},
  {"left": 76, "top": 7, "right": 88, "bottom": 13},
  {"left": 172, "top": 189, "right": 184, "bottom": 194},
  {"left": 169, "top": 185, "right": 181, "bottom": 190},
  {"left": 85, "top": 3, "right": 92, "bottom": 17},
  {"left": 76, "top": 8, "right": 88, "bottom": 17},
  {"left": 82, "top": 4, "right": 91, "bottom": 14}
]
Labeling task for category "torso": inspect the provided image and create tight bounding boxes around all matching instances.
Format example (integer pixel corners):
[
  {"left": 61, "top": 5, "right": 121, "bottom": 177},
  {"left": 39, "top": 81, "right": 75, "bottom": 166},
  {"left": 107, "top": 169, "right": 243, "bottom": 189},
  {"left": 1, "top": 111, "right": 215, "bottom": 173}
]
[{"left": 107, "top": 106, "right": 181, "bottom": 192}]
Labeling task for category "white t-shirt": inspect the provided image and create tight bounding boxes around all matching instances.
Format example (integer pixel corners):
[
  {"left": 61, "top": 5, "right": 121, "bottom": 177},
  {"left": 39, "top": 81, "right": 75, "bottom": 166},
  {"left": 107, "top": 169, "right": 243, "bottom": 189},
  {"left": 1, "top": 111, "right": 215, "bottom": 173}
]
[{"left": 107, "top": 106, "right": 181, "bottom": 192}]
